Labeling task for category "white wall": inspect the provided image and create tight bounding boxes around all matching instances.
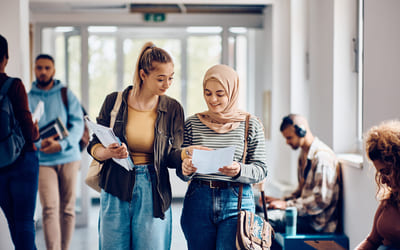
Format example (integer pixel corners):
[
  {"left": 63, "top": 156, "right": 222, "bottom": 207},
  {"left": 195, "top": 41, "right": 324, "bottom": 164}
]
[
  {"left": 268, "top": 0, "right": 293, "bottom": 187},
  {"left": 331, "top": 0, "right": 375, "bottom": 249},
  {"left": 346, "top": 0, "right": 400, "bottom": 248},
  {"left": 0, "top": 0, "right": 30, "bottom": 87},
  {"left": 363, "top": 0, "right": 400, "bottom": 130},
  {"left": 308, "top": 0, "right": 334, "bottom": 147},
  {"left": 290, "top": 0, "right": 309, "bottom": 117},
  {"left": 332, "top": 0, "right": 359, "bottom": 154}
]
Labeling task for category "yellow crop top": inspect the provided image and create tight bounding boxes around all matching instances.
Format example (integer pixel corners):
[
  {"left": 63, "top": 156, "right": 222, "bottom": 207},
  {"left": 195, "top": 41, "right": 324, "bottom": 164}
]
[{"left": 126, "top": 105, "right": 157, "bottom": 165}]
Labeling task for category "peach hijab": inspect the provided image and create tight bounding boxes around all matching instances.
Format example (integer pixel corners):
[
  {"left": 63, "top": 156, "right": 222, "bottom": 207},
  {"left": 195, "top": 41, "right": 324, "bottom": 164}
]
[{"left": 197, "top": 64, "right": 249, "bottom": 133}]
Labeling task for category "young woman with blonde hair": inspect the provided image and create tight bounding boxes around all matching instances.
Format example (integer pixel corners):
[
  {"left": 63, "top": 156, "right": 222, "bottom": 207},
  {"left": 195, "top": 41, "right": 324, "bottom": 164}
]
[{"left": 87, "top": 42, "right": 185, "bottom": 250}]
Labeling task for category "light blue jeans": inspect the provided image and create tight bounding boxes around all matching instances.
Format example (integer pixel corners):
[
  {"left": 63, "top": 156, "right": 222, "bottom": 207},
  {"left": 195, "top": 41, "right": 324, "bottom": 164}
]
[
  {"left": 181, "top": 181, "right": 255, "bottom": 250},
  {"left": 99, "top": 165, "right": 172, "bottom": 250}
]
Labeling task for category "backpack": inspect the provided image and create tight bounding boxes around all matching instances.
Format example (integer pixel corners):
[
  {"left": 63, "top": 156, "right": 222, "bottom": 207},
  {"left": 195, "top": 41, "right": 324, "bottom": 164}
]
[
  {"left": 61, "top": 87, "right": 90, "bottom": 152},
  {"left": 0, "top": 78, "right": 25, "bottom": 168}
]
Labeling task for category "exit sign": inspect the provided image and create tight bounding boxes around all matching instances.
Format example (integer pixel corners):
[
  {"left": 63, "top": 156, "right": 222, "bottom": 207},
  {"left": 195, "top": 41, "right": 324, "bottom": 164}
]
[{"left": 144, "top": 13, "right": 166, "bottom": 22}]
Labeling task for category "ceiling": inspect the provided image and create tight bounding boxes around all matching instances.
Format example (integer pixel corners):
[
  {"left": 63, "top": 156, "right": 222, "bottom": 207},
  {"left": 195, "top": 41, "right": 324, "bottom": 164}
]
[{"left": 29, "top": 1, "right": 268, "bottom": 14}]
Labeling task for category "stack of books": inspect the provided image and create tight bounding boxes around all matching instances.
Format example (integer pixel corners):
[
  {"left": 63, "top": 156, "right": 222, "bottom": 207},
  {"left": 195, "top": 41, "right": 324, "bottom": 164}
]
[{"left": 39, "top": 117, "right": 69, "bottom": 140}]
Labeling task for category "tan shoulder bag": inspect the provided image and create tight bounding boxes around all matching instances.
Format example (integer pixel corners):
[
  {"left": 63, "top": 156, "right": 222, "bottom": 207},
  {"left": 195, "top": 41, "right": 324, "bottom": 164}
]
[
  {"left": 85, "top": 92, "right": 123, "bottom": 192},
  {"left": 236, "top": 114, "right": 274, "bottom": 249}
]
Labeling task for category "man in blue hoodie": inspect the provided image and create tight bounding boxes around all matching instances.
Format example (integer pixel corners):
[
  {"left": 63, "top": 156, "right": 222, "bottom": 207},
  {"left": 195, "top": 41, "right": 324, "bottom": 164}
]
[{"left": 28, "top": 54, "right": 84, "bottom": 250}]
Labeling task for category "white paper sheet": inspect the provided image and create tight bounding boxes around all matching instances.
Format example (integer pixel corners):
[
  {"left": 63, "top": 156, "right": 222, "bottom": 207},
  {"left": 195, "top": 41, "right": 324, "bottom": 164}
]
[
  {"left": 32, "top": 101, "right": 44, "bottom": 122},
  {"left": 85, "top": 116, "right": 134, "bottom": 171},
  {"left": 192, "top": 146, "right": 235, "bottom": 174}
]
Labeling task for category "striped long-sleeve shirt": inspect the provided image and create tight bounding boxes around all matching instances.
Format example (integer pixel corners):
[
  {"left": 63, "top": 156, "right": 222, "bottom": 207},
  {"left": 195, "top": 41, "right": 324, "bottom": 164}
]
[{"left": 177, "top": 114, "right": 268, "bottom": 184}]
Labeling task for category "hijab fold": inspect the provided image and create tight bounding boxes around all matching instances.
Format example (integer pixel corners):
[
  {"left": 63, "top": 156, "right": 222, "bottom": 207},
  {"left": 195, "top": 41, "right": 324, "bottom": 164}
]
[{"left": 197, "top": 64, "right": 249, "bottom": 133}]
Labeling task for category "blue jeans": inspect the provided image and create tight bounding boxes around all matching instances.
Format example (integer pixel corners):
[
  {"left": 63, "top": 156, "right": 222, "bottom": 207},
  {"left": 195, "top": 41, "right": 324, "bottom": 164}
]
[
  {"left": 181, "top": 181, "right": 255, "bottom": 250},
  {"left": 99, "top": 165, "right": 172, "bottom": 250},
  {"left": 0, "top": 151, "right": 39, "bottom": 250}
]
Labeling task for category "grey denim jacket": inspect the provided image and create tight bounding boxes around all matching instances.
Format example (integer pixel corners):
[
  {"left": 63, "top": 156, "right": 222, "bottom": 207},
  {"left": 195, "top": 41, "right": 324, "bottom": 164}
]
[{"left": 87, "top": 86, "right": 184, "bottom": 219}]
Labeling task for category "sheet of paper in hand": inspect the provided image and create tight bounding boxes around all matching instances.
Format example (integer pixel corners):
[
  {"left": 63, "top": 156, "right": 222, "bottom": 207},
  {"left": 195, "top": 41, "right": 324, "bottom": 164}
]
[
  {"left": 32, "top": 100, "right": 44, "bottom": 122},
  {"left": 85, "top": 116, "right": 134, "bottom": 171},
  {"left": 192, "top": 146, "right": 236, "bottom": 174}
]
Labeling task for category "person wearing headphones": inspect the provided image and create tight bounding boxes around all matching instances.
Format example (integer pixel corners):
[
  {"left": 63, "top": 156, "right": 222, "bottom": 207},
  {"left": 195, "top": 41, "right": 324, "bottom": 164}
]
[{"left": 262, "top": 114, "right": 341, "bottom": 234}]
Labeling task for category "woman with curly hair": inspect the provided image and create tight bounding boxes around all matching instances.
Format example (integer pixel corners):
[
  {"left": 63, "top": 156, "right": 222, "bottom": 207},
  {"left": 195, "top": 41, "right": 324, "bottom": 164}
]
[{"left": 356, "top": 120, "right": 400, "bottom": 250}]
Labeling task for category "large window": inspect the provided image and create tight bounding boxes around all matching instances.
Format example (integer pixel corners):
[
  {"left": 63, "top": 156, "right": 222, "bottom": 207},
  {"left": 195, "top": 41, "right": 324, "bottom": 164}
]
[
  {"left": 88, "top": 34, "right": 117, "bottom": 119},
  {"left": 186, "top": 35, "right": 221, "bottom": 116},
  {"left": 39, "top": 26, "right": 249, "bottom": 120},
  {"left": 41, "top": 26, "right": 82, "bottom": 102}
]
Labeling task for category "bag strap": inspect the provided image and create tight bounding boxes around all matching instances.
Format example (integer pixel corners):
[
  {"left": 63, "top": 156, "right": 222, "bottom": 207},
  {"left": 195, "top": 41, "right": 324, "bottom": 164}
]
[
  {"left": 60, "top": 87, "right": 75, "bottom": 129},
  {"left": 260, "top": 182, "right": 269, "bottom": 221},
  {"left": 237, "top": 114, "right": 250, "bottom": 211},
  {"left": 61, "top": 87, "right": 68, "bottom": 110},
  {"left": 0, "top": 77, "right": 15, "bottom": 95},
  {"left": 109, "top": 92, "right": 122, "bottom": 128},
  {"left": 62, "top": 87, "right": 89, "bottom": 125},
  {"left": 237, "top": 115, "right": 269, "bottom": 221}
]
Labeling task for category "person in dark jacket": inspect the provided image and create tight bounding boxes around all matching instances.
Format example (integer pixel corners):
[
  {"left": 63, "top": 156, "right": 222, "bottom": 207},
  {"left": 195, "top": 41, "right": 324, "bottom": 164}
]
[
  {"left": 0, "top": 34, "right": 40, "bottom": 250},
  {"left": 87, "top": 41, "right": 189, "bottom": 250}
]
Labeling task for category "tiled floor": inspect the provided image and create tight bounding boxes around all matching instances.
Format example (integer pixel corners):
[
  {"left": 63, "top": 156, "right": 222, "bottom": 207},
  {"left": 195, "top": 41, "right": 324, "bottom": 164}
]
[{"left": 35, "top": 200, "right": 187, "bottom": 250}]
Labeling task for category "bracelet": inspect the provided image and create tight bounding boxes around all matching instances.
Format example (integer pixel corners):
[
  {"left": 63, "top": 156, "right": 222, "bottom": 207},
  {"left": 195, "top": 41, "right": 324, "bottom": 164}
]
[
  {"left": 91, "top": 144, "right": 102, "bottom": 160},
  {"left": 92, "top": 148, "right": 98, "bottom": 159}
]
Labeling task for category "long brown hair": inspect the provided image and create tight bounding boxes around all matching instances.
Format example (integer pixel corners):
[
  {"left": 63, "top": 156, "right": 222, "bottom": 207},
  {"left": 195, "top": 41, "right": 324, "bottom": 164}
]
[
  {"left": 132, "top": 42, "right": 173, "bottom": 96},
  {"left": 365, "top": 120, "right": 400, "bottom": 206}
]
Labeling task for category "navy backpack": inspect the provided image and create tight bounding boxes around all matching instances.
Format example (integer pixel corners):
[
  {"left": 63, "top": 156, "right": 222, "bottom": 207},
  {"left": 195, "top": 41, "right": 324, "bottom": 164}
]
[{"left": 0, "top": 77, "right": 25, "bottom": 168}]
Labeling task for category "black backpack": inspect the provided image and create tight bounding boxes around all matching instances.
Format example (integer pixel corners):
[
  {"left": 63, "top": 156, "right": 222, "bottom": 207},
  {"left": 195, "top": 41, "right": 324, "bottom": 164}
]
[
  {"left": 0, "top": 78, "right": 25, "bottom": 168},
  {"left": 61, "top": 87, "right": 90, "bottom": 152}
]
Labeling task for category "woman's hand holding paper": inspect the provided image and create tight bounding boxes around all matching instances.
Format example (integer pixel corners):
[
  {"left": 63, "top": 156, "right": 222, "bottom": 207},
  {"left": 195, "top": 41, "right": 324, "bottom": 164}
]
[
  {"left": 218, "top": 161, "right": 241, "bottom": 177},
  {"left": 182, "top": 158, "right": 197, "bottom": 176},
  {"left": 94, "top": 142, "right": 129, "bottom": 161},
  {"left": 106, "top": 142, "right": 129, "bottom": 159}
]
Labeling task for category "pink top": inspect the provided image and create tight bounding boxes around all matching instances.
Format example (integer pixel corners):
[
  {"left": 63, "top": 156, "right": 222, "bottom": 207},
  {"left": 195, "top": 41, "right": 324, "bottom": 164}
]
[{"left": 356, "top": 201, "right": 400, "bottom": 249}]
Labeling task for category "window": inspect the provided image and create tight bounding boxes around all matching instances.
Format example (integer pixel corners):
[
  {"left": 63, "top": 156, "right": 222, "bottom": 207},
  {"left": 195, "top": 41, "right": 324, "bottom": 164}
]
[
  {"left": 41, "top": 26, "right": 82, "bottom": 101},
  {"left": 39, "top": 26, "right": 249, "bottom": 120},
  {"left": 356, "top": 0, "right": 364, "bottom": 148},
  {"left": 186, "top": 35, "right": 221, "bottom": 116}
]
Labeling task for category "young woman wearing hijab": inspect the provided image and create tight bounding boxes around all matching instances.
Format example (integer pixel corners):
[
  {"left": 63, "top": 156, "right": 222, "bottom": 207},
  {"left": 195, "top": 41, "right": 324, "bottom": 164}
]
[
  {"left": 177, "top": 64, "right": 268, "bottom": 250},
  {"left": 87, "top": 42, "right": 187, "bottom": 250}
]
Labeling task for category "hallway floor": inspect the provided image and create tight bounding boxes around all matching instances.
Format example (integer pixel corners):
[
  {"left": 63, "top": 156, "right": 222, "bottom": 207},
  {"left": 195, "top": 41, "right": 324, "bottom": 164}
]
[{"left": 35, "top": 200, "right": 187, "bottom": 250}]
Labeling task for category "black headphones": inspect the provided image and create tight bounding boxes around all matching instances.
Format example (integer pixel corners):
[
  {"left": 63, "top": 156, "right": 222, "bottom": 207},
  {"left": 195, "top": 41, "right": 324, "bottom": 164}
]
[{"left": 282, "top": 115, "right": 307, "bottom": 138}]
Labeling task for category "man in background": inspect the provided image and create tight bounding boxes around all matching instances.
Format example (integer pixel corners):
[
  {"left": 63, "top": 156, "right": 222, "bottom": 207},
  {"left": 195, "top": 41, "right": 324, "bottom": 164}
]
[
  {"left": 28, "top": 54, "right": 84, "bottom": 250},
  {"left": 263, "top": 114, "right": 341, "bottom": 234}
]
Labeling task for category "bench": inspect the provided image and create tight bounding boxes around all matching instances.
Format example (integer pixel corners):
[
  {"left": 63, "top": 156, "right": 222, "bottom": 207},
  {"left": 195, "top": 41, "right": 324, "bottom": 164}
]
[{"left": 274, "top": 233, "right": 349, "bottom": 250}]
